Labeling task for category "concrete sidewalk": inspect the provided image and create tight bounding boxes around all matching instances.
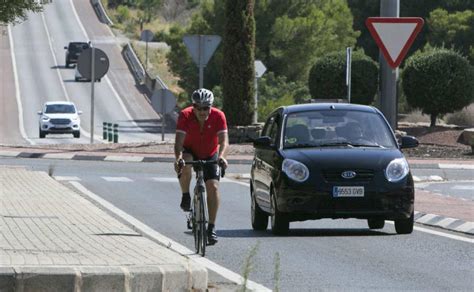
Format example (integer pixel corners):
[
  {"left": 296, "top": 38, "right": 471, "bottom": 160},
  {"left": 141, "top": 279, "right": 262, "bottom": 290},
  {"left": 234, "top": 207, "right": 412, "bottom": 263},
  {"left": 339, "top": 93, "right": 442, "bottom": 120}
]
[{"left": 0, "top": 166, "right": 206, "bottom": 291}]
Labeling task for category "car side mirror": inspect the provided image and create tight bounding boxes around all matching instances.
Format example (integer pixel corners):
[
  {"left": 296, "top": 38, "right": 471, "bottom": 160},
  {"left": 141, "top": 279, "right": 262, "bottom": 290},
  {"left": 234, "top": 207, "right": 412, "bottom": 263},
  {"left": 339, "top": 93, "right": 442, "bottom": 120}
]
[
  {"left": 400, "top": 135, "right": 419, "bottom": 149},
  {"left": 253, "top": 136, "right": 274, "bottom": 149},
  {"left": 37, "top": 111, "right": 42, "bottom": 115},
  {"left": 77, "top": 111, "right": 83, "bottom": 115}
]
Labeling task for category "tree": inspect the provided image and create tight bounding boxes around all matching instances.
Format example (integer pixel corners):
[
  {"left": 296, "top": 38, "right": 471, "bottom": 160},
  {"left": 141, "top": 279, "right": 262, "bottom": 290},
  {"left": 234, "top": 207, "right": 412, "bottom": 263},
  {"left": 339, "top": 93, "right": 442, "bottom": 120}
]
[
  {"left": 401, "top": 48, "right": 474, "bottom": 127},
  {"left": 222, "top": 0, "right": 256, "bottom": 126},
  {"left": 258, "top": 0, "right": 359, "bottom": 82},
  {"left": 308, "top": 50, "right": 378, "bottom": 105},
  {"left": 428, "top": 9, "right": 474, "bottom": 64},
  {"left": 137, "top": 0, "right": 162, "bottom": 23},
  {"left": 0, "top": 1, "right": 43, "bottom": 24}
]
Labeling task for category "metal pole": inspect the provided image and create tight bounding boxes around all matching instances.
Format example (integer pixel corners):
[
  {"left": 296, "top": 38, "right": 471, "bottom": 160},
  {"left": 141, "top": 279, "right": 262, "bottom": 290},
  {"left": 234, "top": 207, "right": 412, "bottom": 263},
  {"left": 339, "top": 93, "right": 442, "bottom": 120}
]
[
  {"left": 379, "top": 0, "right": 399, "bottom": 130},
  {"left": 145, "top": 40, "right": 148, "bottom": 72},
  {"left": 90, "top": 47, "right": 96, "bottom": 144},
  {"left": 346, "top": 47, "right": 352, "bottom": 103},
  {"left": 161, "top": 89, "right": 165, "bottom": 141},
  {"left": 253, "top": 77, "right": 258, "bottom": 123},
  {"left": 198, "top": 35, "right": 203, "bottom": 88}
]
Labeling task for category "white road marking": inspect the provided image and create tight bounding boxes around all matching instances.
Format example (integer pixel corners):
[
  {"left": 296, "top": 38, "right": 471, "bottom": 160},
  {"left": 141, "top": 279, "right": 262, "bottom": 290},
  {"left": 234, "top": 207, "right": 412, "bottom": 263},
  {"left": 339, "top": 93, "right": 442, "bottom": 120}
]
[
  {"left": 452, "top": 185, "right": 474, "bottom": 190},
  {"left": 7, "top": 25, "right": 35, "bottom": 145},
  {"left": 104, "top": 156, "right": 143, "bottom": 162},
  {"left": 69, "top": 181, "right": 271, "bottom": 291},
  {"left": 102, "top": 176, "right": 133, "bottom": 182},
  {"left": 152, "top": 177, "right": 179, "bottom": 183},
  {"left": 54, "top": 176, "right": 81, "bottom": 181},
  {"left": 439, "top": 164, "right": 474, "bottom": 170}
]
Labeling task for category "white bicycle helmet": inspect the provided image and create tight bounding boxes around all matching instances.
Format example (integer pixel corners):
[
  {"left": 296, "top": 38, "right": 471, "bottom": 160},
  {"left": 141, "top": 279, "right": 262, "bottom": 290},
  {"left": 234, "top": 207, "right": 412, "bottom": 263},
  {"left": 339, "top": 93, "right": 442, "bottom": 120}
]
[{"left": 192, "top": 88, "right": 214, "bottom": 106}]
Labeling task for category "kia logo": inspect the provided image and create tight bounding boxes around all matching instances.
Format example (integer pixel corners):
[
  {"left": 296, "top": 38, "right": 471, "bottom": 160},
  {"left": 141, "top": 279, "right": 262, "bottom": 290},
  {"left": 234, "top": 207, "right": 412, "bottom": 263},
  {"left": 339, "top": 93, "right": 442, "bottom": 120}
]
[{"left": 341, "top": 171, "right": 356, "bottom": 179}]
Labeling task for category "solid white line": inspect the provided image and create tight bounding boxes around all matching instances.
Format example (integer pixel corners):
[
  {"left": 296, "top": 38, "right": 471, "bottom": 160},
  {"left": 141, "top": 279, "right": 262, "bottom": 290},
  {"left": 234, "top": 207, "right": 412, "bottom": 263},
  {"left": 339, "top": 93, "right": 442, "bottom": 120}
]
[
  {"left": 104, "top": 156, "right": 143, "bottom": 162},
  {"left": 54, "top": 176, "right": 81, "bottom": 181},
  {"left": 69, "top": 181, "right": 271, "bottom": 291},
  {"left": 8, "top": 25, "right": 35, "bottom": 145},
  {"left": 69, "top": 0, "right": 136, "bottom": 124},
  {"left": 40, "top": 11, "right": 98, "bottom": 141}
]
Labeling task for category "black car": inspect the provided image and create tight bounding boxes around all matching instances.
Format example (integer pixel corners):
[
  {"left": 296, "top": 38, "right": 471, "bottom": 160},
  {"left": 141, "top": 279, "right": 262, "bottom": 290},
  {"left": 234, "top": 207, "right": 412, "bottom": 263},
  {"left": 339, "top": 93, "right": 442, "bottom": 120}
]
[
  {"left": 250, "top": 103, "right": 419, "bottom": 235},
  {"left": 64, "top": 42, "right": 90, "bottom": 68}
]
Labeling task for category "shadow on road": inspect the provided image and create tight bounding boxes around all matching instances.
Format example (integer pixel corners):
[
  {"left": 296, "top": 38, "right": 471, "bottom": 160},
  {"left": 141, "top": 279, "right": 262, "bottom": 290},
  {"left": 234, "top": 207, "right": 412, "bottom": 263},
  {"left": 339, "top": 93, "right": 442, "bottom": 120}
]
[{"left": 212, "top": 228, "right": 394, "bottom": 238}]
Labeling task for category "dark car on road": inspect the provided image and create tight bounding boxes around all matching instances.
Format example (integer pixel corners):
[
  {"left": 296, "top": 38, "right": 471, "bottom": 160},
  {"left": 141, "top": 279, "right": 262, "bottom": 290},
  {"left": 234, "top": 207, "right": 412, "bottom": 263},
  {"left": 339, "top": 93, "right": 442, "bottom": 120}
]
[
  {"left": 250, "top": 103, "right": 419, "bottom": 235},
  {"left": 64, "top": 42, "right": 90, "bottom": 68}
]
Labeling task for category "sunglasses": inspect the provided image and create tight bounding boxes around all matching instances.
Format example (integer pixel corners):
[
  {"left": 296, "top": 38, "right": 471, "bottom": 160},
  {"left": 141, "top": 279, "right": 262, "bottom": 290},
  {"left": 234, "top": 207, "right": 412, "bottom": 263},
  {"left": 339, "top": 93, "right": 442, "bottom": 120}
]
[{"left": 193, "top": 105, "right": 211, "bottom": 111}]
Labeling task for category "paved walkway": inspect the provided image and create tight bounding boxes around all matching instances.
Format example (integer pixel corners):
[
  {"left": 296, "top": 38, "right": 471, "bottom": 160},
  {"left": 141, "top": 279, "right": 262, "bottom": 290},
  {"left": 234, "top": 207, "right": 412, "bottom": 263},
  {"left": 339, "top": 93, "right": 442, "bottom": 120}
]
[{"left": 0, "top": 166, "right": 206, "bottom": 291}]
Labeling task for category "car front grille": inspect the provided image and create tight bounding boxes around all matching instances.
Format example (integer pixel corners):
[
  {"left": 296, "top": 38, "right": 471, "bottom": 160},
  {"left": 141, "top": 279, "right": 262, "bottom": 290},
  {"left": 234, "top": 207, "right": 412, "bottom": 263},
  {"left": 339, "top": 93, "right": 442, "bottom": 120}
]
[
  {"left": 322, "top": 169, "right": 374, "bottom": 183},
  {"left": 50, "top": 118, "right": 71, "bottom": 125}
]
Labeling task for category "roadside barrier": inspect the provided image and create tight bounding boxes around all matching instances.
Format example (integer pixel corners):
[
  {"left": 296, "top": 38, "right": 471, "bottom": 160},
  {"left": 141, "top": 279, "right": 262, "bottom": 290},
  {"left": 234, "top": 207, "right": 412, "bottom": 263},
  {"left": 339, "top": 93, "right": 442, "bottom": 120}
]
[
  {"left": 107, "top": 123, "right": 113, "bottom": 142},
  {"left": 103, "top": 122, "right": 107, "bottom": 140},
  {"left": 113, "top": 124, "right": 119, "bottom": 143},
  {"left": 104, "top": 122, "right": 119, "bottom": 143}
]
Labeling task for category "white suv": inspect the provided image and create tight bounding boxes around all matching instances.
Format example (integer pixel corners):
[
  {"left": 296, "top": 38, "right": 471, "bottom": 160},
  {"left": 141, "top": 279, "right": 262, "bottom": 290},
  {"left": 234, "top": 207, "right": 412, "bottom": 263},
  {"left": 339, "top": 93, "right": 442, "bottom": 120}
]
[{"left": 38, "top": 101, "right": 82, "bottom": 138}]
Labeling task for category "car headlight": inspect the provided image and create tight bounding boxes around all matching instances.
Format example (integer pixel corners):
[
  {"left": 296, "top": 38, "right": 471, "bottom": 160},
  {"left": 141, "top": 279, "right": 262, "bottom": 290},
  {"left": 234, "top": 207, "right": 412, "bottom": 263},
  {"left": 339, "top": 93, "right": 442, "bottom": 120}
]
[
  {"left": 385, "top": 158, "right": 409, "bottom": 182},
  {"left": 282, "top": 158, "right": 309, "bottom": 182},
  {"left": 42, "top": 116, "right": 50, "bottom": 121}
]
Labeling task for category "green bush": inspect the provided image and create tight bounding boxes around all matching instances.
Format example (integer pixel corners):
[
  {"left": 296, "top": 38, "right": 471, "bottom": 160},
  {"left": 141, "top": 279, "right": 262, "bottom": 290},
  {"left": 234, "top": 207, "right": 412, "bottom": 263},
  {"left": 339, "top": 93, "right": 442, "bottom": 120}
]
[
  {"left": 308, "top": 50, "right": 378, "bottom": 105},
  {"left": 401, "top": 48, "right": 474, "bottom": 127},
  {"left": 116, "top": 5, "right": 130, "bottom": 23}
]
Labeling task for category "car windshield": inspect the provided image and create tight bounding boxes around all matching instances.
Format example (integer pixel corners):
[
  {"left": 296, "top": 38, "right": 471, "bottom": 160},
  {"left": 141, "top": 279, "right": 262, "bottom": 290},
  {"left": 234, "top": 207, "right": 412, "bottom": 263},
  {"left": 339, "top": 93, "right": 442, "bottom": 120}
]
[
  {"left": 69, "top": 43, "right": 89, "bottom": 52},
  {"left": 45, "top": 104, "right": 76, "bottom": 114},
  {"left": 283, "top": 109, "right": 397, "bottom": 149}
]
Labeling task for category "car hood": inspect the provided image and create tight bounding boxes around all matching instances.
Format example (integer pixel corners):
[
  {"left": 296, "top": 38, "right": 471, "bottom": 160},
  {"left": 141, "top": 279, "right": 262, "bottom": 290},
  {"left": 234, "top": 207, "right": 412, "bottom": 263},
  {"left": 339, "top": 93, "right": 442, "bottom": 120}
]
[
  {"left": 42, "top": 113, "right": 78, "bottom": 119},
  {"left": 281, "top": 147, "right": 404, "bottom": 170}
]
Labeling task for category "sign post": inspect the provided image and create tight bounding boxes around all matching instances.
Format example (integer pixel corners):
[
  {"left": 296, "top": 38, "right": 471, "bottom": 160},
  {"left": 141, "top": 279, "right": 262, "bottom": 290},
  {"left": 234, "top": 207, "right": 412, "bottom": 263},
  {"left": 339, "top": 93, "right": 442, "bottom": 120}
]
[
  {"left": 254, "top": 60, "right": 266, "bottom": 123},
  {"left": 183, "top": 35, "right": 221, "bottom": 88},
  {"left": 151, "top": 89, "right": 177, "bottom": 141},
  {"left": 77, "top": 47, "right": 110, "bottom": 144},
  {"left": 346, "top": 47, "right": 352, "bottom": 103},
  {"left": 140, "top": 30, "right": 154, "bottom": 72}
]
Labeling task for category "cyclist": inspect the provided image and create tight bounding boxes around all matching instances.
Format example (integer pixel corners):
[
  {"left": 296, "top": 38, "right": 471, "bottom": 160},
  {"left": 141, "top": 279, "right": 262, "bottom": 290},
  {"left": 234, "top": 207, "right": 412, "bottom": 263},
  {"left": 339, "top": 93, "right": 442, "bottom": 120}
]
[{"left": 174, "top": 88, "right": 229, "bottom": 245}]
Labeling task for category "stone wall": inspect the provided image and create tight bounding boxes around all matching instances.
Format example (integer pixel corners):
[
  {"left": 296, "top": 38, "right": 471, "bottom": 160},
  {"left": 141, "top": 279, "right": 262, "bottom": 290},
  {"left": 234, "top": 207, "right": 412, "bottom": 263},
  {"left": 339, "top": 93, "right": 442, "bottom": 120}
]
[{"left": 228, "top": 124, "right": 263, "bottom": 144}]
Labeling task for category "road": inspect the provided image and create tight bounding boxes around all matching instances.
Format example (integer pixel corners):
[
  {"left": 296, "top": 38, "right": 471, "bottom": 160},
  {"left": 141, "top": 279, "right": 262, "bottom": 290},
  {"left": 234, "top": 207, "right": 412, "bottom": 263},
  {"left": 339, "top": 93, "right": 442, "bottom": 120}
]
[
  {"left": 2, "top": 0, "right": 165, "bottom": 146},
  {"left": 1, "top": 157, "right": 472, "bottom": 291}
]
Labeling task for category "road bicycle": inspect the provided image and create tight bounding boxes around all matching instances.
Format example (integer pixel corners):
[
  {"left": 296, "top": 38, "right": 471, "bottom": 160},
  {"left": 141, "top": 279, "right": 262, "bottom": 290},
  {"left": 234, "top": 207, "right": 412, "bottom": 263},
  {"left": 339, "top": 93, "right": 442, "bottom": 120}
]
[{"left": 181, "top": 160, "right": 224, "bottom": 256}]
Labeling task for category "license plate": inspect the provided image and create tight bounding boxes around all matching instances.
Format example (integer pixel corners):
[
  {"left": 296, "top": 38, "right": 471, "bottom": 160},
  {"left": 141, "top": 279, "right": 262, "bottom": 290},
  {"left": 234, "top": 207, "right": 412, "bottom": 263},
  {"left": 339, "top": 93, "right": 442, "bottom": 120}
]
[{"left": 333, "top": 186, "right": 364, "bottom": 197}]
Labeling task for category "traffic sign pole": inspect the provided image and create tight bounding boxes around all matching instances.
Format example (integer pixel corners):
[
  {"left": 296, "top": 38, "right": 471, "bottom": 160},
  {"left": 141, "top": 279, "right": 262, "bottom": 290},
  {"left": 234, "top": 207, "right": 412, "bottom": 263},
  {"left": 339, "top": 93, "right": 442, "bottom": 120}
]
[
  {"left": 90, "top": 47, "right": 96, "bottom": 144},
  {"left": 379, "top": 0, "right": 399, "bottom": 130},
  {"left": 346, "top": 47, "right": 352, "bottom": 103}
]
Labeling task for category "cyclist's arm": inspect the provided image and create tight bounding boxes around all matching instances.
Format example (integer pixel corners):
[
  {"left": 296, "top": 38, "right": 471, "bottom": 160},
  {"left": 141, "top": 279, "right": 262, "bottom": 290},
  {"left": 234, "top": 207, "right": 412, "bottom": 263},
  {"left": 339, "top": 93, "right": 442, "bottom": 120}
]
[
  {"left": 174, "top": 131, "right": 186, "bottom": 160},
  {"left": 217, "top": 131, "right": 229, "bottom": 166}
]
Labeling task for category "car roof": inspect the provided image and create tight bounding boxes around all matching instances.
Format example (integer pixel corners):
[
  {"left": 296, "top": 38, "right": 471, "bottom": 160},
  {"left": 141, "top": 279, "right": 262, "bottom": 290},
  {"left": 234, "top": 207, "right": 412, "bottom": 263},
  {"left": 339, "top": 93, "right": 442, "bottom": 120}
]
[
  {"left": 69, "top": 42, "right": 89, "bottom": 45},
  {"left": 279, "top": 103, "right": 379, "bottom": 115},
  {"left": 44, "top": 101, "right": 76, "bottom": 106}
]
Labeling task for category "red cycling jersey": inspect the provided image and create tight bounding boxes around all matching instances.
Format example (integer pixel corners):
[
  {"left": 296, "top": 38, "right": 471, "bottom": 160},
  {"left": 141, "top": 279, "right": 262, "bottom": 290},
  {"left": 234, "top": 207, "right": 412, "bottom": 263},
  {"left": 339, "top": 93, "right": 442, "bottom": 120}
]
[{"left": 176, "top": 106, "right": 228, "bottom": 159}]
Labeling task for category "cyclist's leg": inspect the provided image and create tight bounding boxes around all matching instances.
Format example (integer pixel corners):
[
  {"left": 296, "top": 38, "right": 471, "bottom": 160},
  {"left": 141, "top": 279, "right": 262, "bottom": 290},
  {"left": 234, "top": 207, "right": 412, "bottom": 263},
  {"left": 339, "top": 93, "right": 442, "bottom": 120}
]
[
  {"left": 203, "top": 155, "right": 220, "bottom": 244},
  {"left": 179, "top": 151, "right": 193, "bottom": 211}
]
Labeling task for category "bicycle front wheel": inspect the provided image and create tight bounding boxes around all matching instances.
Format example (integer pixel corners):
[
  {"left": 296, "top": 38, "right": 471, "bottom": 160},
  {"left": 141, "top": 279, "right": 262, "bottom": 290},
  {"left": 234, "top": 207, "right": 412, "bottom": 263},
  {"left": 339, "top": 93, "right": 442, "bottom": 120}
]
[
  {"left": 198, "top": 193, "right": 207, "bottom": 256},
  {"left": 193, "top": 194, "right": 200, "bottom": 254}
]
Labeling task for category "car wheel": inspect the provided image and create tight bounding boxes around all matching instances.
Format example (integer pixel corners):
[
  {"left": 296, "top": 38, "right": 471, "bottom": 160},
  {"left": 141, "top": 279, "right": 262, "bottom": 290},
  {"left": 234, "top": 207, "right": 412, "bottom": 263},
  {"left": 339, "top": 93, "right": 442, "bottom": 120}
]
[
  {"left": 251, "top": 187, "right": 268, "bottom": 231},
  {"left": 270, "top": 189, "right": 289, "bottom": 235},
  {"left": 368, "top": 219, "right": 385, "bottom": 229},
  {"left": 65, "top": 61, "right": 69, "bottom": 68},
  {"left": 39, "top": 129, "right": 46, "bottom": 138},
  {"left": 73, "top": 131, "right": 80, "bottom": 138},
  {"left": 395, "top": 212, "right": 414, "bottom": 234}
]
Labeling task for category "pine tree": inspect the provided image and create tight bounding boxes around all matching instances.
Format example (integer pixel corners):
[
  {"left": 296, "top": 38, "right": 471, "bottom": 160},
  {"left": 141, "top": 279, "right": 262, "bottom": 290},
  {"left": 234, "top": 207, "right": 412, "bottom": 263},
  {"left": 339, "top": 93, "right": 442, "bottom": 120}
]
[{"left": 222, "top": 0, "right": 256, "bottom": 126}]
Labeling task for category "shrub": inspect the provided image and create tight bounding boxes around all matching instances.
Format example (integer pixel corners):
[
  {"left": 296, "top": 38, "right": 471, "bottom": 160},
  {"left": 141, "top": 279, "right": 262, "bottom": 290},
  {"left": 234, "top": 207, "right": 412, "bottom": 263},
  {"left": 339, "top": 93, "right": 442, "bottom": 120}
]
[
  {"left": 116, "top": 5, "right": 130, "bottom": 23},
  {"left": 308, "top": 50, "right": 378, "bottom": 105},
  {"left": 401, "top": 48, "right": 474, "bottom": 127}
]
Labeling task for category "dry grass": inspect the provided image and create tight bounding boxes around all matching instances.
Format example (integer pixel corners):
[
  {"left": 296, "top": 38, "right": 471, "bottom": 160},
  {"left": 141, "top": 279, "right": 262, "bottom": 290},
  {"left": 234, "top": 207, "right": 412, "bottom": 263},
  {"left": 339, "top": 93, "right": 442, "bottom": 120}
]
[{"left": 399, "top": 103, "right": 474, "bottom": 127}]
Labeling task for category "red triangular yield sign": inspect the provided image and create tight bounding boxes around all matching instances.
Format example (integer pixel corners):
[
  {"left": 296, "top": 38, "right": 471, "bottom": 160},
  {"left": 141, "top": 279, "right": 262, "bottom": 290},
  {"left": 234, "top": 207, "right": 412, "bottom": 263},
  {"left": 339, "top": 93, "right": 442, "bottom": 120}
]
[{"left": 366, "top": 17, "right": 424, "bottom": 68}]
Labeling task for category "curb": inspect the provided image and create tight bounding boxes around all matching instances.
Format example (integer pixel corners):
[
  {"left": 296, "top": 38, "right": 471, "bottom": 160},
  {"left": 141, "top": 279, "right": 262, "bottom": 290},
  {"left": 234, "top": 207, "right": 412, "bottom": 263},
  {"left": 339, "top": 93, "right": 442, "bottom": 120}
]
[
  {"left": 1, "top": 150, "right": 474, "bottom": 168},
  {"left": 0, "top": 265, "right": 206, "bottom": 292},
  {"left": 414, "top": 211, "right": 473, "bottom": 235}
]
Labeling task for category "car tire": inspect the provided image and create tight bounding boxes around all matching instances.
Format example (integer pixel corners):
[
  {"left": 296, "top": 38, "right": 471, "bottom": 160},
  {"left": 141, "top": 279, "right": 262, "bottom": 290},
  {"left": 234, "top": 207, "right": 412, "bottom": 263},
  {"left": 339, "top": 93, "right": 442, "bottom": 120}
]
[
  {"left": 395, "top": 212, "right": 414, "bottom": 234},
  {"left": 39, "top": 129, "right": 46, "bottom": 138},
  {"left": 73, "top": 131, "right": 80, "bottom": 138},
  {"left": 270, "top": 189, "right": 289, "bottom": 235},
  {"left": 251, "top": 187, "right": 268, "bottom": 231},
  {"left": 368, "top": 219, "right": 385, "bottom": 229}
]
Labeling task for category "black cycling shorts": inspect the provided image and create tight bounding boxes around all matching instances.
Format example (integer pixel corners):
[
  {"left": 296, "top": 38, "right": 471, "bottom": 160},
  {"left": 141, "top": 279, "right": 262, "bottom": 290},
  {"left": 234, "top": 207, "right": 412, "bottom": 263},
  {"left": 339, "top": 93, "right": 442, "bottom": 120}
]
[{"left": 183, "top": 149, "right": 221, "bottom": 182}]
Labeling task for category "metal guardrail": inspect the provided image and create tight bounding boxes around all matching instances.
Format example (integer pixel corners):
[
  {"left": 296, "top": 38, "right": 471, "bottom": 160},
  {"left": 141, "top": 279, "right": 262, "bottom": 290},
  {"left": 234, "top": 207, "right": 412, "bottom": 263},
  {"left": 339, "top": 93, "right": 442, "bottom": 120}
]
[
  {"left": 122, "top": 43, "right": 146, "bottom": 84},
  {"left": 91, "top": 0, "right": 114, "bottom": 25}
]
